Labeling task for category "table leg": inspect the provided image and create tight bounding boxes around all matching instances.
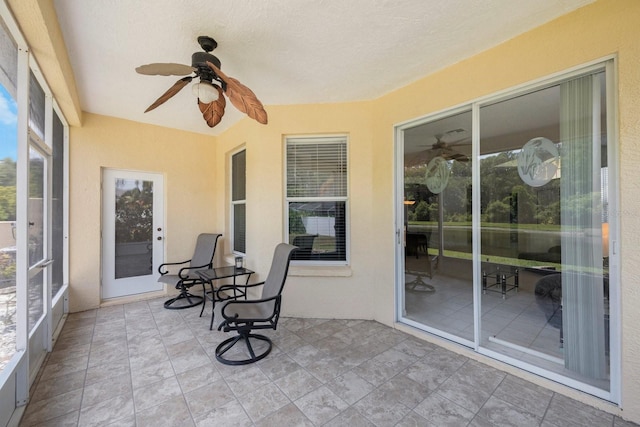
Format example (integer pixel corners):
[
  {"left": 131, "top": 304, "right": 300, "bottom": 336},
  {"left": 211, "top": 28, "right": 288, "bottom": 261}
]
[
  {"left": 209, "top": 279, "right": 219, "bottom": 331},
  {"left": 199, "top": 281, "right": 209, "bottom": 318},
  {"left": 243, "top": 274, "right": 251, "bottom": 298}
]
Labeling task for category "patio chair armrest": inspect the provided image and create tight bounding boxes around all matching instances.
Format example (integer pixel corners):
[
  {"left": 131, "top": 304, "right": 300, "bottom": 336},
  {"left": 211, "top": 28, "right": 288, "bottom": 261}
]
[
  {"left": 158, "top": 259, "right": 190, "bottom": 275},
  {"left": 220, "top": 294, "right": 281, "bottom": 321},
  {"left": 217, "top": 281, "right": 265, "bottom": 295},
  {"left": 178, "top": 263, "right": 212, "bottom": 279}
]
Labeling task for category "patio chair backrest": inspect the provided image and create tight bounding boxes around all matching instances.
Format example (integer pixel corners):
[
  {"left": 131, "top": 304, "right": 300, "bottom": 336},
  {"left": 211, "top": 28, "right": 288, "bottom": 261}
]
[
  {"left": 190, "top": 233, "right": 222, "bottom": 268},
  {"left": 261, "top": 243, "right": 298, "bottom": 300}
]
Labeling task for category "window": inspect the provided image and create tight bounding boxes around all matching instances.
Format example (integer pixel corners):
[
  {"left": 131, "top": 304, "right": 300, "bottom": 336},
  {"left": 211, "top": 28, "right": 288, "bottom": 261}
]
[
  {"left": 286, "top": 136, "right": 348, "bottom": 263},
  {"left": 51, "top": 110, "right": 65, "bottom": 298},
  {"left": 231, "top": 149, "right": 246, "bottom": 254}
]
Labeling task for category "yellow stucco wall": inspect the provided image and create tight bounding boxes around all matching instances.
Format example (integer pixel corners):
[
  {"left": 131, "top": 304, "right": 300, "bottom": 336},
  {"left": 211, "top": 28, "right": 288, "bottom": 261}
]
[{"left": 68, "top": 113, "right": 217, "bottom": 311}]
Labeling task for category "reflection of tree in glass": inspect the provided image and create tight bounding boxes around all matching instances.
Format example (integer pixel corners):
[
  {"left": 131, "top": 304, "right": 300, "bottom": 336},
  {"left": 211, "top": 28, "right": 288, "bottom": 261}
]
[
  {"left": 406, "top": 150, "right": 561, "bottom": 226},
  {"left": 115, "top": 181, "right": 153, "bottom": 244}
]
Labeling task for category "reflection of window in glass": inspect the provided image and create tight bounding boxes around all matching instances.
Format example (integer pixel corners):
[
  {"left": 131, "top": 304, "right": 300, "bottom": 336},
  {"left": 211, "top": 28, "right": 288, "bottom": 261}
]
[
  {"left": 0, "top": 16, "right": 18, "bottom": 373},
  {"left": 286, "top": 136, "right": 348, "bottom": 263},
  {"left": 231, "top": 150, "right": 246, "bottom": 254}
]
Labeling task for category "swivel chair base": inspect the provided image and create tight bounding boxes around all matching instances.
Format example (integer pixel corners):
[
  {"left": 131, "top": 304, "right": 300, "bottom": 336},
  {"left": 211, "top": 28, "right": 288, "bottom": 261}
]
[
  {"left": 215, "top": 332, "right": 272, "bottom": 365},
  {"left": 163, "top": 291, "right": 203, "bottom": 309}
]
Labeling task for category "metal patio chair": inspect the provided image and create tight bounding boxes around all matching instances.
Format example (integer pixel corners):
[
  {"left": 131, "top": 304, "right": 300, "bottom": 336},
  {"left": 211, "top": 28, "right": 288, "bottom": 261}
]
[
  {"left": 215, "top": 243, "right": 297, "bottom": 365},
  {"left": 159, "top": 233, "right": 221, "bottom": 309}
]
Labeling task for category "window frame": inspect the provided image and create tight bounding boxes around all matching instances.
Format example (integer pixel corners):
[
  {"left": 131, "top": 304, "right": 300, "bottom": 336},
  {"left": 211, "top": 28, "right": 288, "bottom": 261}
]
[{"left": 285, "top": 134, "right": 349, "bottom": 266}]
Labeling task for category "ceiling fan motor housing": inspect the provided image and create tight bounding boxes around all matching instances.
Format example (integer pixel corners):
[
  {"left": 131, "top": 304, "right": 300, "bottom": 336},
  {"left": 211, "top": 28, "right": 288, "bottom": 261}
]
[
  {"left": 197, "top": 35, "right": 217, "bottom": 52},
  {"left": 192, "top": 52, "right": 221, "bottom": 83}
]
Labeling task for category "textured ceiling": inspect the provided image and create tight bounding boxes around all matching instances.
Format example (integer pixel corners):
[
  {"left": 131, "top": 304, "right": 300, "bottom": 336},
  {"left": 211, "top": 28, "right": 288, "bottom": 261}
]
[{"left": 52, "top": 0, "right": 593, "bottom": 136}]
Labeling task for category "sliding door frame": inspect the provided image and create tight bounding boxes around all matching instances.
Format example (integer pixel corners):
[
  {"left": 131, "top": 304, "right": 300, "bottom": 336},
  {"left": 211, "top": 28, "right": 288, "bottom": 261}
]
[{"left": 395, "top": 57, "right": 620, "bottom": 403}]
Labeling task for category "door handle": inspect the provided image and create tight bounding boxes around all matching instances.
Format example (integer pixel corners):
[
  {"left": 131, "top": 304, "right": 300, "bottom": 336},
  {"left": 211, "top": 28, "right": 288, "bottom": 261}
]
[{"left": 40, "top": 259, "right": 54, "bottom": 268}]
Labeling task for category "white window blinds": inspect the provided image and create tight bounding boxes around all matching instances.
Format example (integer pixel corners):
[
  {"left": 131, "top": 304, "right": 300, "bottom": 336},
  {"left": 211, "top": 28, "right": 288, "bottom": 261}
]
[{"left": 286, "top": 137, "right": 347, "bottom": 199}]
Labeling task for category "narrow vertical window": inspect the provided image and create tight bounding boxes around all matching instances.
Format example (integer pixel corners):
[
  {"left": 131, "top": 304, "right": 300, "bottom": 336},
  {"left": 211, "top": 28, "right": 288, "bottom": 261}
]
[
  {"left": 286, "top": 136, "right": 348, "bottom": 263},
  {"left": 51, "top": 110, "right": 65, "bottom": 298},
  {"left": 231, "top": 149, "right": 246, "bottom": 254}
]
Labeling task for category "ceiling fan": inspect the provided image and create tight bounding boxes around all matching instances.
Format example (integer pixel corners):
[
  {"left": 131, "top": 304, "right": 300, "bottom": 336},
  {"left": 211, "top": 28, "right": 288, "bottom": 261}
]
[{"left": 135, "top": 36, "right": 267, "bottom": 128}]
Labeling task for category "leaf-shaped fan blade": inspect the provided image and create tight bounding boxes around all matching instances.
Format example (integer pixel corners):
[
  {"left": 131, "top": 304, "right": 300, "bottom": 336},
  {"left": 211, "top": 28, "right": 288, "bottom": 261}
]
[
  {"left": 144, "top": 76, "right": 193, "bottom": 113},
  {"left": 198, "top": 86, "right": 226, "bottom": 128},
  {"left": 136, "top": 63, "right": 196, "bottom": 76},
  {"left": 206, "top": 61, "right": 268, "bottom": 125},
  {"left": 442, "top": 148, "right": 469, "bottom": 162}
]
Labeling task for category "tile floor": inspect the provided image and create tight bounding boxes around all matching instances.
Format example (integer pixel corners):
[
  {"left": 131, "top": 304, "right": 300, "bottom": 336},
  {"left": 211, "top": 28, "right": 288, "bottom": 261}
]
[{"left": 19, "top": 296, "right": 637, "bottom": 427}]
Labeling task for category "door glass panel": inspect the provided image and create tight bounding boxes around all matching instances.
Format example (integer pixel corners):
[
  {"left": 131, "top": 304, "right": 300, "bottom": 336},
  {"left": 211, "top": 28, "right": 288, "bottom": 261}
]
[
  {"left": 403, "top": 110, "right": 474, "bottom": 341},
  {"left": 28, "top": 146, "right": 45, "bottom": 331},
  {"left": 28, "top": 269, "right": 43, "bottom": 331},
  {"left": 114, "top": 179, "right": 153, "bottom": 279},
  {"left": 0, "top": 16, "right": 18, "bottom": 372},
  {"left": 479, "top": 72, "right": 609, "bottom": 390},
  {"left": 29, "top": 147, "right": 44, "bottom": 266}
]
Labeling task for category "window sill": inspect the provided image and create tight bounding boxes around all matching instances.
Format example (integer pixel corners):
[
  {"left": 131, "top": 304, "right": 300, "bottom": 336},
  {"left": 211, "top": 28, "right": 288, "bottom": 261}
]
[{"left": 289, "top": 265, "right": 352, "bottom": 277}]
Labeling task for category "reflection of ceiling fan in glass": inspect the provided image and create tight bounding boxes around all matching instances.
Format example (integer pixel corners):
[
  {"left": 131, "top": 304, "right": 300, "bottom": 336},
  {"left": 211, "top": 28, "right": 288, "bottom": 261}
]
[
  {"left": 430, "top": 132, "right": 470, "bottom": 162},
  {"left": 406, "top": 129, "right": 470, "bottom": 167}
]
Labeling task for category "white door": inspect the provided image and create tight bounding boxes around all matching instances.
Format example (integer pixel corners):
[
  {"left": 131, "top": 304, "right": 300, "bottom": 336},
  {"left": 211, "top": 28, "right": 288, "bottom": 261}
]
[{"left": 102, "top": 169, "right": 164, "bottom": 299}]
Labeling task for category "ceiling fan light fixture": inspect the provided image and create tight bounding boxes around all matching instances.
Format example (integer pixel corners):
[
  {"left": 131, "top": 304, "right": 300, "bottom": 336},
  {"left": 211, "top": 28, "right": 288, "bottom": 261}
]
[
  {"left": 191, "top": 81, "right": 219, "bottom": 103},
  {"left": 137, "top": 36, "right": 267, "bottom": 127}
]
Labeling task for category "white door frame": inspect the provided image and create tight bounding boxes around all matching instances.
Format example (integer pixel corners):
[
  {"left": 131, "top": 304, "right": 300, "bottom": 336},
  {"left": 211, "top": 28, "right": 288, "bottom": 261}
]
[{"left": 101, "top": 169, "right": 164, "bottom": 300}]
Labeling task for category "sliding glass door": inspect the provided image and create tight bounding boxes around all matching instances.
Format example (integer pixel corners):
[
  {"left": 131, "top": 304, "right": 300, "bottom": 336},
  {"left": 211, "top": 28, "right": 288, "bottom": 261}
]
[
  {"left": 479, "top": 70, "right": 610, "bottom": 391},
  {"left": 398, "top": 63, "right": 616, "bottom": 399},
  {"left": 402, "top": 110, "right": 474, "bottom": 343}
]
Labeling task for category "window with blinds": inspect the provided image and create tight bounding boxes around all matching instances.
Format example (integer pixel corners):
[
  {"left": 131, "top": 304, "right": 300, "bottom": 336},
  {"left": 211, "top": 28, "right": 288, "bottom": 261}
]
[
  {"left": 286, "top": 136, "right": 348, "bottom": 263},
  {"left": 231, "top": 149, "right": 246, "bottom": 254}
]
